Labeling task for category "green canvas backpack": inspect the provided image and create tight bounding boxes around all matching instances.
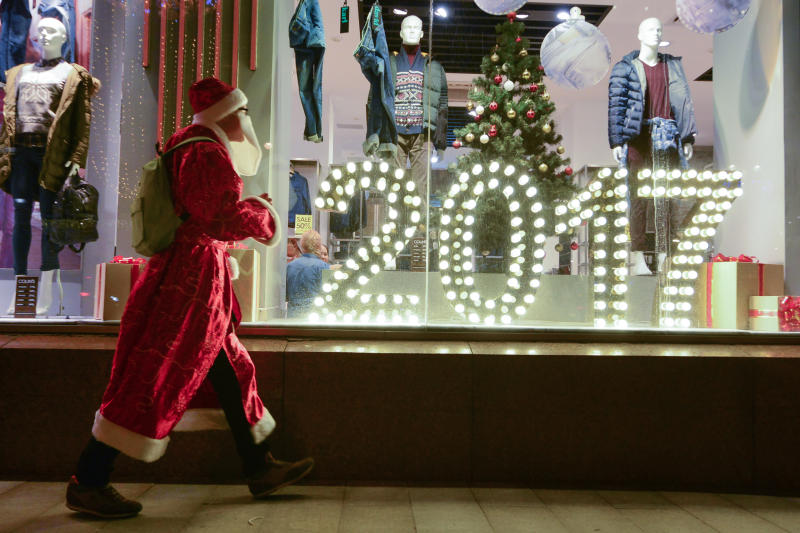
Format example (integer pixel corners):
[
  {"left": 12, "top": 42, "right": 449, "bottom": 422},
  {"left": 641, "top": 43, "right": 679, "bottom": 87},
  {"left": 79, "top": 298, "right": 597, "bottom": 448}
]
[{"left": 131, "top": 136, "right": 216, "bottom": 256}]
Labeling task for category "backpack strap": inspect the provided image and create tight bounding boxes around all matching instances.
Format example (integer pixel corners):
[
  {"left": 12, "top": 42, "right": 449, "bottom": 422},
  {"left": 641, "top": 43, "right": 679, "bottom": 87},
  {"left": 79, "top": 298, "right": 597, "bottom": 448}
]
[{"left": 162, "top": 136, "right": 219, "bottom": 157}]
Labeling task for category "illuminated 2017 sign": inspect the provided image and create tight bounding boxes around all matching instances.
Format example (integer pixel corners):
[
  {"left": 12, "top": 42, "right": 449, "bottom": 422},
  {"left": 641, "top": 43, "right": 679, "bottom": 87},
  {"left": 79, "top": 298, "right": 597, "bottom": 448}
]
[{"left": 313, "top": 160, "right": 742, "bottom": 328}]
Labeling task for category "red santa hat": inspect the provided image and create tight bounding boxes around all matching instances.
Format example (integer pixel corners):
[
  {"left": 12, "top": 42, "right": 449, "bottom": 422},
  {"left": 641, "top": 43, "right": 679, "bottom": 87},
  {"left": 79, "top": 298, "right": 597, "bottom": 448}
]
[{"left": 189, "top": 77, "right": 248, "bottom": 124}]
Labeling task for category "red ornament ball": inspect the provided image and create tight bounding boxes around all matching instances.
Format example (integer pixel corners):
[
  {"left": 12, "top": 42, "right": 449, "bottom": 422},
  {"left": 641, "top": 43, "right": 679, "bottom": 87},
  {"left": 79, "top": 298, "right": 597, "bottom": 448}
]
[
  {"left": 453, "top": 140, "right": 462, "bottom": 149},
  {"left": 494, "top": 74, "right": 503, "bottom": 85},
  {"left": 507, "top": 11, "right": 517, "bottom": 21},
  {"left": 515, "top": 37, "right": 522, "bottom": 43},
  {"left": 564, "top": 166, "right": 573, "bottom": 176},
  {"left": 570, "top": 241, "right": 579, "bottom": 251},
  {"left": 475, "top": 114, "right": 482, "bottom": 122},
  {"left": 537, "top": 64, "right": 545, "bottom": 71},
  {"left": 488, "top": 125, "right": 498, "bottom": 137},
  {"left": 489, "top": 101, "right": 498, "bottom": 111},
  {"left": 526, "top": 109, "right": 536, "bottom": 119},
  {"left": 529, "top": 83, "right": 539, "bottom": 92}
]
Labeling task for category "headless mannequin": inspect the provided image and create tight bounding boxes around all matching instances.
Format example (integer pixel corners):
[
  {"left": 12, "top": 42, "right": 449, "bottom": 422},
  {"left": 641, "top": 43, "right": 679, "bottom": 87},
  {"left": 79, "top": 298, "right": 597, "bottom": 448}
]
[
  {"left": 5, "top": 17, "right": 79, "bottom": 315},
  {"left": 612, "top": 18, "right": 693, "bottom": 276}
]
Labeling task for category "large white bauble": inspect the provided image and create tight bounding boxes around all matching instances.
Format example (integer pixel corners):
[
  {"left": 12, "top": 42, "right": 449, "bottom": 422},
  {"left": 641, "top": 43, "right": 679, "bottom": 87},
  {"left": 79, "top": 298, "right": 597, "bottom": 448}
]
[
  {"left": 677, "top": 0, "right": 750, "bottom": 34},
  {"left": 474, "top": 0, "right": 527, "bottom": 15},
  {"left": 503, "top": 79, "right": 515, "bottom": 91},
  {"left": 540, "top": 18, "right": 611, "bottom": 90}
]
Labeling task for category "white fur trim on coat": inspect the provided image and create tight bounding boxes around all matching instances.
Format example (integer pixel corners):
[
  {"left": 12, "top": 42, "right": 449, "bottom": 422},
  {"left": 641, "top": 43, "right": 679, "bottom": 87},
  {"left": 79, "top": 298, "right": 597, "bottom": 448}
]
[
  {"left": 92, "top": 410, "right": 169, "bottom": 463},
  {"left": 244, "top": 195, "right": 281, "bottom": 247},
  {"left": 227, "top": 255, "right": 240, "bottom": 281},
  {"left": 173, "top": 408, "right": 229, "bottom": 431},
  {"left": 192, "top": 88, "right": 247, "bottom": 126},
  {"left": 172, "top": 408, "right": 275, "bottom": 442},
  {"left": 251, "top": 409, "right": 276, "bottom": 444}
]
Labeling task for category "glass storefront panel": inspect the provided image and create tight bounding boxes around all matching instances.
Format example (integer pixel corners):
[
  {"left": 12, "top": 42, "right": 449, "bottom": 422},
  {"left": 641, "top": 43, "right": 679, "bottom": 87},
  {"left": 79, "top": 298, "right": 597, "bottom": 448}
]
[{"left": 0, "top": 0, "right": 797, "bottom": 335}]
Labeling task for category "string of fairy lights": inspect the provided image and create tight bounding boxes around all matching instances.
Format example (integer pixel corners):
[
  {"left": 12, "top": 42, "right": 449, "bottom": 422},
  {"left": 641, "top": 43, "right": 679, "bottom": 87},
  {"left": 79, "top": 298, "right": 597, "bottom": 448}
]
[{"left": 312, "top": 158, "right": 743, "bottom": 329}]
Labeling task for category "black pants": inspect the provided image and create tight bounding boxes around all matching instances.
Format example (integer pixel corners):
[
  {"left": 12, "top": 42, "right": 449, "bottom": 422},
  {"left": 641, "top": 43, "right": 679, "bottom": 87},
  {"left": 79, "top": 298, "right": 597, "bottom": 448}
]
[{"left": 76, "top": 350, "right": 269, "bottom": 486}]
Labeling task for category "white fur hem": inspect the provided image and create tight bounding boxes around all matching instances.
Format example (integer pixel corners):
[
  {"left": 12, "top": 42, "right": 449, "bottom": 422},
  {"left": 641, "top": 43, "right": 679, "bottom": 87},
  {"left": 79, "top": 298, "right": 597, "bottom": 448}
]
[
  {"left": 251, "top": 410, "right": 276, "bottom": 444},
  {"left": 173, "top": 408, "right": 229, "bottom": 431},
  {"left": 192, "top": 88, "right": 247, "bottom": 125},
  {"left": 244, "top": 195, "right": 281, "bottom": 247},
  {"left": 92, "top": 410, "right": 169, "bottom": 463}
]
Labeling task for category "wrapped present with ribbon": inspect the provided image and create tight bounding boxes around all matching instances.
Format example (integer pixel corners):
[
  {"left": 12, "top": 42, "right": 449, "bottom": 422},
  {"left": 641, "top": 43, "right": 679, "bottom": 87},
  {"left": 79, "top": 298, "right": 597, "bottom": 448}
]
[
  {"left": 696, "top": 255, "right": 783, "bottom": 330},
  {"left": 779, "top": 296, "right": 800, "bottom": 332},
  {"left": 749, "top": 296, "right": 781, "bottom": 332},
  {"left": 227, "top": 247, "right": 260, "bottom": 322},
  {"left": 93, "top": 257, "right": 147, "bottom": 321}
]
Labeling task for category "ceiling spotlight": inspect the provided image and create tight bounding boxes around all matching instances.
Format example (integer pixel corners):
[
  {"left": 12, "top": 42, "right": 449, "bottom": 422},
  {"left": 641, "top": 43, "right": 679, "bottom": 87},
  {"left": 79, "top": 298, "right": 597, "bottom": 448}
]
[
  {"left": 660, "top": 40, "right": 671, "bottom": 47},
  {"left": 516, "top": 13, "right": 529, "bottom": 19},
  {"left": 434, "top": 6, "right": 448, "bottom": 18},
  {"left": 556, "top": 10, "right": 569, "bottom": 20},
  {"left": 393, "top": 8, "right": 408, "bottom": 15}
]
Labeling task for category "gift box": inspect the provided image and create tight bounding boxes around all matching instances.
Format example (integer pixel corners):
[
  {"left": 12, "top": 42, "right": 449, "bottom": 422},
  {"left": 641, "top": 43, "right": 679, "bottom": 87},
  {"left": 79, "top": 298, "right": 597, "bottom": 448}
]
[
  {"left": 778, "top": 296, "right": 800, "bottom": 332},
  {"left": 228, "top": 248, "right": 260, "bottom": 323},
  {"left": 749, "top": 296, "right": 780, "bottom": 332},
  {"left": 696, "top": 260, "right": 783, "bottom": 329},
  {"left": 94, "top": 257, "right": 146, "bottom": 321}
]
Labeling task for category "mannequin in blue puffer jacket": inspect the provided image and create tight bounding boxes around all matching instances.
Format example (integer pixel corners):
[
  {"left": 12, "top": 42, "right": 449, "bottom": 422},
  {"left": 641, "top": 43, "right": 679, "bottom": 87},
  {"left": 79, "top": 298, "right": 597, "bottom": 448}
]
[{"left": 608, "top": 17, "right": 697, "bottom": 275}]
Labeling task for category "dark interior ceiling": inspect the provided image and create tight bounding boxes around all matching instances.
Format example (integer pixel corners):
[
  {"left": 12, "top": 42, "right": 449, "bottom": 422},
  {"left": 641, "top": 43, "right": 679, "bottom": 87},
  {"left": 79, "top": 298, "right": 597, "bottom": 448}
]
[{"left": 356, "top": 1, "right": 613, "bottom": 74}]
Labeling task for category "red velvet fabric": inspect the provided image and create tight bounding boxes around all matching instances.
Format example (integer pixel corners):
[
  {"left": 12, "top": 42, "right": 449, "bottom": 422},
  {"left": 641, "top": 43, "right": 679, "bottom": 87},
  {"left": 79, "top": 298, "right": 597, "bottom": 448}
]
[
  {"left": 99, "top": 125, "right": 275, "bottom": 440},
  {"left": 189, "top": 78, "right": 235, "bottom": 114}
]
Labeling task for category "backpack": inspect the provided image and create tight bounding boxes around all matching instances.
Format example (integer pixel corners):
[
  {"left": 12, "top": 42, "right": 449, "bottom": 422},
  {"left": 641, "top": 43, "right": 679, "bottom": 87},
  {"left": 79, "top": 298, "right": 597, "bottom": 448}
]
[
  {"left": 48, "top": 173, "right": 99, "bottom": 253},
  {"left": 130, "top": 136, "right": 216, "bottom": 257}
]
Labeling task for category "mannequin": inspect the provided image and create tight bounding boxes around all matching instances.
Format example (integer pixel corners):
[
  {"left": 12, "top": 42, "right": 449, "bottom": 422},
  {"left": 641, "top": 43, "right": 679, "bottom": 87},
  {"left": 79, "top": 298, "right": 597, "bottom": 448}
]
[
  {"left": 391, "top": 15, "right": 448, "bottom": 211},
  {"left": 0, "top": 17, "right": 99, "bottom": 315},
  {"left": 608, "top": 17, "right": 697, "bottom": 275}
]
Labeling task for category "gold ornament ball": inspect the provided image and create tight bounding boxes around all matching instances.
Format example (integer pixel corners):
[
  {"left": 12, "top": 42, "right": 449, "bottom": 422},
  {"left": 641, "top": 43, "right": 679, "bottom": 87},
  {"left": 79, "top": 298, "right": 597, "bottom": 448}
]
[
  {"left": 502, "top": 62, "right": 510, "bottom": 72},
  {"left": 521, "top": 69, "right": 531, "bottom": 80},
  {"left": 557, "top": 145, "right": 566, "bottom": 154},
  {"left": 507, "top": 109, "right": 516, "bottom": 119},
  {"left": 519, "top": 49, "right": 528, "bottom": 57},
  {"left": 538, "top": 163, "right": 549, "bottom": 173},
  {"left": 491, "top": 53, "right": 500, "bottom": 62},
  {"left": 543, "top": 92, "right": 551, "bottom": 101},
  {"left": 465, "top": 132, "right": 475, "bottom": 142},
  {"left": 542, "top": 123, "right": 552, "bottom": 133},
  {"left": 466, "top": 101, "right": 474, "bottom": 111}
]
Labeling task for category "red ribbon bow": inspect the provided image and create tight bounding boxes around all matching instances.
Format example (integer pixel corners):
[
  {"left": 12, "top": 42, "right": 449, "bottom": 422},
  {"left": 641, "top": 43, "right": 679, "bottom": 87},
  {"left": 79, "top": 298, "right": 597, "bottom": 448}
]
[
  {"left": 111, "top": 256, "right": 146, "bottom": 265},
  {"left": 779, "top": 296, "right": 800, "bottom": 332},
  {"left": 712, "top": 253, "right": 757, "bottom": 263}
]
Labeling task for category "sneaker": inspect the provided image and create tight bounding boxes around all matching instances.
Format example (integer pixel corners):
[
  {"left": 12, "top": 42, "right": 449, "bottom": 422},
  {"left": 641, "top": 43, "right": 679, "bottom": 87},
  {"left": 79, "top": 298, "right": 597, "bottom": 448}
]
[
  {"left": 247, "top": 453, "right": 315, "bottom": 499},
  {"left": 65, "top": 475, "right": 142, "bottom": 519}
]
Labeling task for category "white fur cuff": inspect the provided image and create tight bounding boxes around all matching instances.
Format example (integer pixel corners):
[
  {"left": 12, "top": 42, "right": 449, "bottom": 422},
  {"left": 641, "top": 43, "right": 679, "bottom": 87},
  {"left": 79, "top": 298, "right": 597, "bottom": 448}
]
[
  {"left": 244, "top": 195, "right": 282, "bottom": 247},
  {"left": 92, "top": 410, "right": 169, "bottom": 463}
]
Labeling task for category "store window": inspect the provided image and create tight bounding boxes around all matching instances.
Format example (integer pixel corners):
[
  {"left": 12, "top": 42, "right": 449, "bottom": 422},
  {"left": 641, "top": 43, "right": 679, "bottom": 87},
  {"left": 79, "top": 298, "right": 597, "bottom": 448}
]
[{"left": 0, "top": 0, "right": 796, "bottom": 335}]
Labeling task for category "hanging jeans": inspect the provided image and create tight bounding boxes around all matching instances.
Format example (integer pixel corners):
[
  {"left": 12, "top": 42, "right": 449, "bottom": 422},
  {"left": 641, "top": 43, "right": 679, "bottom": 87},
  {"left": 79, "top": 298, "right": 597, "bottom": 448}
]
[
  {"left": 355, "top": 4, "right": 397, "bottom": 160},
  {"left": 624, "top": 118, "right": 687, "bottom": 253},
  {"left": 9, "top": 146, "right": 61, "bottom": 275},
  {"left": 0, "top": 0, "right": 31, "bottom": 83},
  {"left": 290, "top": 0, "right": 325, "bottom": 142},
  {"left": 37, "top": 0, "right": 77, "bottom": 63}
]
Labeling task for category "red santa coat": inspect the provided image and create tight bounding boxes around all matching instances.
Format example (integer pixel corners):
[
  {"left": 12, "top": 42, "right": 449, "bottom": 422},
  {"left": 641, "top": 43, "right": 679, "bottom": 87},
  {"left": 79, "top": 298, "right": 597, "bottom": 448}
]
[{"left": 93, "top": 124, "right": 278, "bottom": 462}]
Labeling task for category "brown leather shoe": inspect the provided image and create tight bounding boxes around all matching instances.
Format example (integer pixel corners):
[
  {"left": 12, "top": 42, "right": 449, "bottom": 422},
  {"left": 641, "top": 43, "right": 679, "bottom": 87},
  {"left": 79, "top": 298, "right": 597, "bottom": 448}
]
[
  {"left": 248, "top": 453, "right": 315, "bottom": 498},
  {"left": 65, "top": 475, "right": 142, "bottom": 519}
]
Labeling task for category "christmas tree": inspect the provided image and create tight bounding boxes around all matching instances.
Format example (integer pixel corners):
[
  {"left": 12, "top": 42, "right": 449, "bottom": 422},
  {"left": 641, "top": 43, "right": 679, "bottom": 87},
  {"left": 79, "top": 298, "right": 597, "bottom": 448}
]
[{"left": 452, "top": 12, "right": 576, "bottom": 256}]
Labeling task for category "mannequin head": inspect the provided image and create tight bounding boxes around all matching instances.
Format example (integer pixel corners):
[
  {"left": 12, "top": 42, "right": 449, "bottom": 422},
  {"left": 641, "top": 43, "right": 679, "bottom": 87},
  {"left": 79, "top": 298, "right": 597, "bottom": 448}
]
[
  {"left": 37, "top": 17, "right": 67, "bottom": 60},
  {"left": 400, "top": 15, "right": 423, "bottom": 46},
  {"left": 637, "top": 17, "right": 663, "bottom": 49}
]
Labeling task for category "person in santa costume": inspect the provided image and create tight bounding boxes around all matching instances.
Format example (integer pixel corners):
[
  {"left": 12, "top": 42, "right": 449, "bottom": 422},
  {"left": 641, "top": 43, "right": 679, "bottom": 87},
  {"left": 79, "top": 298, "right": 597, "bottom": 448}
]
[{"left": 65, "top": 78, "right": 314, "bottom": 519}]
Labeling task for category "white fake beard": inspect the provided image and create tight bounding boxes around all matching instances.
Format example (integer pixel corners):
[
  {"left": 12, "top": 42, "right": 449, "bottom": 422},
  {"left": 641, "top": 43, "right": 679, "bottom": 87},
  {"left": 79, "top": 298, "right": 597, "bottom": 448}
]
[{"left": 229, "top": 114, "right": 262, "bottom": 177}]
